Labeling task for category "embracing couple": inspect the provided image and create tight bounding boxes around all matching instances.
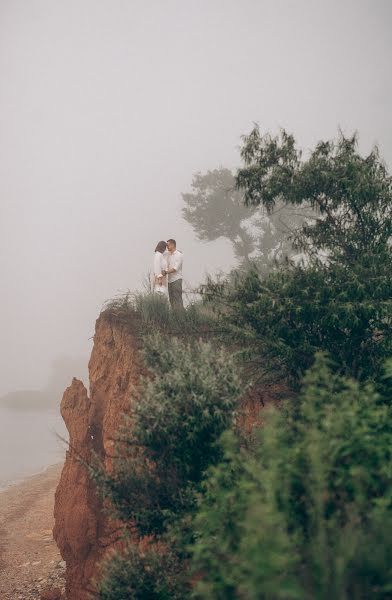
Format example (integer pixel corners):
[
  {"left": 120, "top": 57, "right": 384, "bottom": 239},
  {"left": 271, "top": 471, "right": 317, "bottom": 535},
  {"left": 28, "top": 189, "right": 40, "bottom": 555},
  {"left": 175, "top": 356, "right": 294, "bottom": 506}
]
[{"left": 154, "top": 238, "right": 184, "bottom": 309}]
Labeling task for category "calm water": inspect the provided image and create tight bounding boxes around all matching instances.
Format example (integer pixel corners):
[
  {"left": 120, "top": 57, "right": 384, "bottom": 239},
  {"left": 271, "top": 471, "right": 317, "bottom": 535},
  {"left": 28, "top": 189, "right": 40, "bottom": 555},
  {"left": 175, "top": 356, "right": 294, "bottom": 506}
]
[{"left": 0, "top": 406, "right": 67, "bottom": 490}]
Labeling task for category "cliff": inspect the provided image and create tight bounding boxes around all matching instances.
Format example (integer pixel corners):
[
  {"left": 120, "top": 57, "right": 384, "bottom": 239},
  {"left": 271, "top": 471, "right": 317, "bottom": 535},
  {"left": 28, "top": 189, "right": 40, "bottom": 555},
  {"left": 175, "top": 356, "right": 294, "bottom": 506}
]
[
  {"left": 53, "top": 310, "right": 270, "bottom": 599},
  {"left": 53, "top": 311, "right": 145, "bottom": 599}
]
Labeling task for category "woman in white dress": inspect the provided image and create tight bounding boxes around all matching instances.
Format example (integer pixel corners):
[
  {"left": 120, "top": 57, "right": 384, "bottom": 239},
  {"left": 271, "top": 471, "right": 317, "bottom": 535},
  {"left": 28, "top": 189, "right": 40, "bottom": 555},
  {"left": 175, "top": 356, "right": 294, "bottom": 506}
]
[{"left": 153, "top": 241, "right": 168, "bottom": 294}]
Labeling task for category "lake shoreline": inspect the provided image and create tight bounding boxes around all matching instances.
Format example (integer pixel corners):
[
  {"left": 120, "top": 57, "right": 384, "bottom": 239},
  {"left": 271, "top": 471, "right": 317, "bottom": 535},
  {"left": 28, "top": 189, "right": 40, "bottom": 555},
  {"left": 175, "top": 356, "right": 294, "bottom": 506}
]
[
  {"left": 0, "top": 405, "right": 67, "bottom": 491},
  {"left": 0, "top": 460, "right": 64, "bottom": 494},
  {"left": 0, "top": 462, "right": 65, "bottom": 599}
]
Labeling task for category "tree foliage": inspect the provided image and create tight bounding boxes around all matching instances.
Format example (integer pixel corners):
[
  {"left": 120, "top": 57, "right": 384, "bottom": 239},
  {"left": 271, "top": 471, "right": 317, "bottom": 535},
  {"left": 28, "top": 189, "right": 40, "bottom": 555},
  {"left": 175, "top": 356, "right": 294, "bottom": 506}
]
[
  {"left": 203, "top": 251, "right": 392, "bottom": 383},
  {"left": 200, "top": 128, "right": 392, "bottom": 384},
  {"left": 236, "top": 126, "right": 392, "bottom": 262}
]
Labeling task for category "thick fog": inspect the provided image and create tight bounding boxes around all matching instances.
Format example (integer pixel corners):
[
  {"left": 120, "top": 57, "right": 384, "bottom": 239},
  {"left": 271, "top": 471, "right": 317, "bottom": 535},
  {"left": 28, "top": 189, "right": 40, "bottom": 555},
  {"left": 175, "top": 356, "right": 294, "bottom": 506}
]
[{"left": 1, "top": 0, "right": 391, "bottom": 396}]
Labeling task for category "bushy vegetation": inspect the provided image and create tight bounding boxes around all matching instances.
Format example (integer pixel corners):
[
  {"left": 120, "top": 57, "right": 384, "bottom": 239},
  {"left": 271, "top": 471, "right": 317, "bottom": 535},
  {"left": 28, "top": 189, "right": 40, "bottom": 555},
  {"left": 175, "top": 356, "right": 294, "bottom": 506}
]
[
  {"left": 91, "top": 334, "right": 242, "bottom": 535},
  {"left": 96, "top": 544, "right": 186, "bottom": 600},
  {"left": 202, "top": 251, "right": 391, "bottom": 384},
  {"left": 90, "top": 333, "right": 242, "bottom": 598},
  {"left": 91, "top": 128, "right": 392, "bottom": 599},
  {"left": 191, "top": 355, "right": 392, "bottom": 600}
]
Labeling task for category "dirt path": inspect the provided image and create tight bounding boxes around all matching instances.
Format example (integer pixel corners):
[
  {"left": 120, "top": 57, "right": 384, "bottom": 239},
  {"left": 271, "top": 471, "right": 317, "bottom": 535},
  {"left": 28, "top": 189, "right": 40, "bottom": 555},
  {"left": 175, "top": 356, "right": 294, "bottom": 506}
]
[{"left": 0, "top": 464, "right": 66, "bottom": 599}]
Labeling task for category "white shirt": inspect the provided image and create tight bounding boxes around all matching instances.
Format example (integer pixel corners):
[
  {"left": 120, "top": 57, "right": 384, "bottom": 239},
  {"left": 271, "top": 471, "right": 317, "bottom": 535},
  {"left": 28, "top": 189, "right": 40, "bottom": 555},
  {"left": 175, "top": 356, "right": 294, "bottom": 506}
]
[{"left": 167, "top": 249, "right": 183, "bottom": 283}]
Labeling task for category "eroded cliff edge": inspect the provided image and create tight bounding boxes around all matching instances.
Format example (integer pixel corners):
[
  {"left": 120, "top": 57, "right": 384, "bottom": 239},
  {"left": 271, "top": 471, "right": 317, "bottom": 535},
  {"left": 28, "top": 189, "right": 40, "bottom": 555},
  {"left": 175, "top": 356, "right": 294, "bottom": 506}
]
[
  {"left": 53, "top": 311, "right": 145, "bottom": 600},
  {"left": 53, "top": 310, "right": 268, "bottom": 599}
]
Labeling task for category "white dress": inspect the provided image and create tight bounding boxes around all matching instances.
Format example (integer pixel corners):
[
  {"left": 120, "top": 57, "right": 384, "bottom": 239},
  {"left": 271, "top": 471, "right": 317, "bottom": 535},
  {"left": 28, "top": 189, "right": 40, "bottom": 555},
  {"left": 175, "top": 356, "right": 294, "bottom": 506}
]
[{"left": 153, "top": 251, "right": 168, "bottom": 294}]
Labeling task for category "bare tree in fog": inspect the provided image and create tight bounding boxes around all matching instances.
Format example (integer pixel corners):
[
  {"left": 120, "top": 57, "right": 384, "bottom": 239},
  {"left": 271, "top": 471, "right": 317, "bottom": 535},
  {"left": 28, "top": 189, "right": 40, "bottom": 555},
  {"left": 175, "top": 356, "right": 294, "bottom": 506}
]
[{"left": 182, "top": 167, "right": 309, "bottom": 269}]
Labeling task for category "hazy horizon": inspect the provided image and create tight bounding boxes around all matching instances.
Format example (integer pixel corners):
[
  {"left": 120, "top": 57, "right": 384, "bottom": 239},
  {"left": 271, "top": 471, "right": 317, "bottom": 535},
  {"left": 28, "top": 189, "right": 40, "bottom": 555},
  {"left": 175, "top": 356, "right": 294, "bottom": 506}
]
[{"left": 1, "top": 0, "right": 391, "bottom": 396}]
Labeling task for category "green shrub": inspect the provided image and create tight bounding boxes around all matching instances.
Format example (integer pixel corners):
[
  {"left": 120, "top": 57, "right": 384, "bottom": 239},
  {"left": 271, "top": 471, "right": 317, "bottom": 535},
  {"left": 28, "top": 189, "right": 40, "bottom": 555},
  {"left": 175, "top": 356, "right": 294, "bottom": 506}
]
[
  {"left": 191, "top": 355, "right": 392, "bottom": 599},
  {"left": 95, "top": 543, "right": 187, "bottom": 600},
  {"left": 203, "top": 251, "right": 392, "bottom": 384},
  {"left": 89, "top": 333, "right": 243, "bottom": 536}
]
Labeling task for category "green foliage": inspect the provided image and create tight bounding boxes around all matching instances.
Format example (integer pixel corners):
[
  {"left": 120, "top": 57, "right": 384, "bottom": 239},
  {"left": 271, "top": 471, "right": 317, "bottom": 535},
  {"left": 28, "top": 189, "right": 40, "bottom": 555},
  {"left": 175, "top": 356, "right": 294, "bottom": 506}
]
[
  {"left": 191, "top": 355, "right": 392, "bottom": 599},
  {"left": 95, "top": 544, "right": 187, "bottom": 600},
  {"left": 236, "top": 126, "right": 392, "bottom": 262},
  {"left": 135, "top": 334, "right": 242, "bottom": 482},
  {"left": 90, "top": 333, "right": 242, "bottom": 537},
  {"left": 197, "top": 130, "right": 392, "bottom": 386},
  {"left": 203, "top": 251, "right": 392, "bottom": 383},
  {"left": 131, "top": 291, "right": 173, "bottom": 330}
]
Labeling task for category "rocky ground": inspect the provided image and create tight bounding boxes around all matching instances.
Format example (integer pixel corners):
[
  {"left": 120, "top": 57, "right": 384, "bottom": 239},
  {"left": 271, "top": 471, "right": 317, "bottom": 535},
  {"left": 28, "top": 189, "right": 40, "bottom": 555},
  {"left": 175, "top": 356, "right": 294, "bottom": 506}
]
[{"left": 0, "top": 464, "right": 66, "bottom": 599}]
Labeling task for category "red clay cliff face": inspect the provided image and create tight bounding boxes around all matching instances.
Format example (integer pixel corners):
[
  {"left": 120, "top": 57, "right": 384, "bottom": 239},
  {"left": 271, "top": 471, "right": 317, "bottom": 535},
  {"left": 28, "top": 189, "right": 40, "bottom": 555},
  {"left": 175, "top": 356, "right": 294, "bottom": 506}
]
[{"left": 53, "top": 312, "right": 145, "bottom": 600}]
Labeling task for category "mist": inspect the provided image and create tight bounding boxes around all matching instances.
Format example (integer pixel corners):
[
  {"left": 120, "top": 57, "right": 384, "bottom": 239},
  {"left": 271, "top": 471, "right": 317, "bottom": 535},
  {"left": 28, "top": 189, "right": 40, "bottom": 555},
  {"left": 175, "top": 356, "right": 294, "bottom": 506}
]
[{"left": 1, "top": 0, "right": 391, "bottom": 396}]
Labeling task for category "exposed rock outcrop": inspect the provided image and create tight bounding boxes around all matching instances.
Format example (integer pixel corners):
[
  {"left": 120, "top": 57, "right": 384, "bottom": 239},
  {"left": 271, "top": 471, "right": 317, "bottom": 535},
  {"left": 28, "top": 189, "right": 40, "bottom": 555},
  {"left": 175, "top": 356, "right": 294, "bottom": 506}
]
[{"left": 53, "top": 312, "right": 144, "bottom": 600}]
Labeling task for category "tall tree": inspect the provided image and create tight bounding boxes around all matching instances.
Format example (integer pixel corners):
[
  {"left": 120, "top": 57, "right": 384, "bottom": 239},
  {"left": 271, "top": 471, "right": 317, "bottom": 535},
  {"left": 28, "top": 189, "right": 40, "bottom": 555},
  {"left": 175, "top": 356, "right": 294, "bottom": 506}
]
[
  {"left": 236, "top": 126, "right": 392, "bottom": 263},
  {"left": 182, "top": 167, "right": 305, "bottom": 267},
  {"left": 201, "top": 128, "right": 392, "bottom": 383}
]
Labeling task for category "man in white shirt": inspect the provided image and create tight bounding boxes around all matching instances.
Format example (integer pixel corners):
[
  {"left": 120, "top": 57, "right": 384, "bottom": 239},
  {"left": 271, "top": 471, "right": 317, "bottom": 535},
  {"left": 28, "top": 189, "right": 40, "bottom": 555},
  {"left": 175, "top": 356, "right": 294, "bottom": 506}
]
[{"left": 164, "top": 238, "right": 184, "bottom": 309}]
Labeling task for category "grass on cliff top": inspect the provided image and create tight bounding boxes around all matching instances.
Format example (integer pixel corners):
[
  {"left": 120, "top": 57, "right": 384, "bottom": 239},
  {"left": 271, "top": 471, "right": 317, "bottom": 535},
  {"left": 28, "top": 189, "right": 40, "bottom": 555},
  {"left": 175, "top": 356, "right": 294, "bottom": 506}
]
[{"left": 102, "top": 291, "right": 217, "bottom": 336}]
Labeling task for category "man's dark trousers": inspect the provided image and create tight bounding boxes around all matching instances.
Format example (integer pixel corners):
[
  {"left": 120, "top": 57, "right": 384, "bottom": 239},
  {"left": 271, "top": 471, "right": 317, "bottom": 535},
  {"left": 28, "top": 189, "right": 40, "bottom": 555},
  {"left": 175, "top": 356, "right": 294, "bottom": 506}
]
[{"left": 168, "top": 279, "right": 184, "bottom": 310}]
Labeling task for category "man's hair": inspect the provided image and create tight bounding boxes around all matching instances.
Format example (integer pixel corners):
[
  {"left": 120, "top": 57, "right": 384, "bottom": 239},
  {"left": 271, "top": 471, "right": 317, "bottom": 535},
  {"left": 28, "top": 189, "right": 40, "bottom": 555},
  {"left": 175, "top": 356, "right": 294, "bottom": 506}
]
[
  {"left": 155, "top": 240, "right": 167, "bottom": 253},
  {"left": 167, "top": 238, "right": 176, "bottom": 247}
]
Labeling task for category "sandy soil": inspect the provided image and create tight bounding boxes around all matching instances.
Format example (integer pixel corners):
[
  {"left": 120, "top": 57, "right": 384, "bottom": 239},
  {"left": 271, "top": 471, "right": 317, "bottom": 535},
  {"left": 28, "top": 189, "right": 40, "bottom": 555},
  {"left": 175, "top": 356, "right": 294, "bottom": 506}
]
[{"left": 0, "top": 464, "right": 66, "bottom": 599}]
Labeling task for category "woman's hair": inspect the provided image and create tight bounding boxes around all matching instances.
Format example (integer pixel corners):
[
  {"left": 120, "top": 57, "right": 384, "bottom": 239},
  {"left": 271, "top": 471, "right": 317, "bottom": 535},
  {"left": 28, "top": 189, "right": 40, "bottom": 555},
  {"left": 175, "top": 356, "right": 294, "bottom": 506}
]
[{"left": 155, "top": 240, "right": 167, "bottom": 253}]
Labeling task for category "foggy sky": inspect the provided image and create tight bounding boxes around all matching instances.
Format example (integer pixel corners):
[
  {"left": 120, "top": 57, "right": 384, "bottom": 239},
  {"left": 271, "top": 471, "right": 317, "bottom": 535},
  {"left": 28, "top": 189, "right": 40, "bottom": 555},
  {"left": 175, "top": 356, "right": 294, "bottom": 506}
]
[{"left": 1, "top": 0, "right": 391, "bottom": 395}]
